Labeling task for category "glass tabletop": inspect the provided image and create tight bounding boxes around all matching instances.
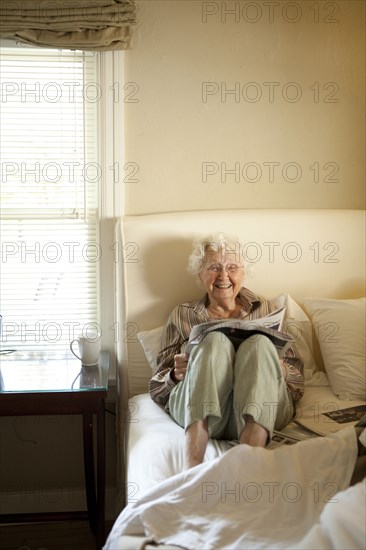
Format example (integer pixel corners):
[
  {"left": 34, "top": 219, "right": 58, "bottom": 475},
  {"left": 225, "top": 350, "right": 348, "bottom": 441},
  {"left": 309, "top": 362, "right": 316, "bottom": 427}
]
[{"left": 0, "top": 350, "right": 109, "bottom": 393}]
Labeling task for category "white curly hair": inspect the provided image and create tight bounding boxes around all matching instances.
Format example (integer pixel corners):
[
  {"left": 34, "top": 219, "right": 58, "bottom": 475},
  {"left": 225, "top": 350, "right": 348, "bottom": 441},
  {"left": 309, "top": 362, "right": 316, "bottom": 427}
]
[{"left": 188, "top": 232, "right": 252, "bottom": 281}]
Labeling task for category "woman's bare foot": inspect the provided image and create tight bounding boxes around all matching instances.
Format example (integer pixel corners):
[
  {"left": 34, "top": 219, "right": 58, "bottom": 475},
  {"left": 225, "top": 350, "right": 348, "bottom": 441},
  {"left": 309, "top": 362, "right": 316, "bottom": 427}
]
[{"left": 239, "top": 416, "right": 268, "bottom": 447}]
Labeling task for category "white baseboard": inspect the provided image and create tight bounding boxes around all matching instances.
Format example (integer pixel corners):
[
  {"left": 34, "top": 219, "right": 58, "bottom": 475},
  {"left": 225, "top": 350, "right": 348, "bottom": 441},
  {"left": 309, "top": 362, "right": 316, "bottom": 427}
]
[{"left": 0, "top": 486, "right": 118, "bottom": 521}]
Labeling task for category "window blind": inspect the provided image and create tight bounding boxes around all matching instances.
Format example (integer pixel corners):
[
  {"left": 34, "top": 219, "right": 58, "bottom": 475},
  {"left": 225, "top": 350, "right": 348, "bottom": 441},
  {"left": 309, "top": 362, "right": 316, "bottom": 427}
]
[{"left": 0, "top": 47, "right": 100, "bottom": 357}]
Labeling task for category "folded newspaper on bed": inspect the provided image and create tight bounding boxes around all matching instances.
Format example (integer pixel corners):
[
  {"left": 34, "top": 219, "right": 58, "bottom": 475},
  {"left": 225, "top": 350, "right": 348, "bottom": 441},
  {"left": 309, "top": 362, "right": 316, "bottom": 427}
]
[
  {"left": 186, "top": 306, "right": 294, "bottom": 357},
  {"left": 268, "top": 424, "right": 318, "bottom": 448},
  {"left": 295, "top": 404, "right": 366, "bottom": 437}
]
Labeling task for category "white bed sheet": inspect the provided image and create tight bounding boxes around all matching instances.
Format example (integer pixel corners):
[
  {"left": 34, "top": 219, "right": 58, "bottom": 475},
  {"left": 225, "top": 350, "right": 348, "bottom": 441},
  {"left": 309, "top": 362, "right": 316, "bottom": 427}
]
[
  {"left": 125, "top": 377, "right": 365, "bottom": 503},
  {"left": 105, "top": 427, "right": 364, "bottom": 550}
]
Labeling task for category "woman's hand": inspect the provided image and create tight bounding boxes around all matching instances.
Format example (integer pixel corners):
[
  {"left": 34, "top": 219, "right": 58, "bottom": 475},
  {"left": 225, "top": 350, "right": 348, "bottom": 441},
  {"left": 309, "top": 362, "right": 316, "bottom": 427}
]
[{"left": 173, "top": 353, "right": 189, "bottom": 382}]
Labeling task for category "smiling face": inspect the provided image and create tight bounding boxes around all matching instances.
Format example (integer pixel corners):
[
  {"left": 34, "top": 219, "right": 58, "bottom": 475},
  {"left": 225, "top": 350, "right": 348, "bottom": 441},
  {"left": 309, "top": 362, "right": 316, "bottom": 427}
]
[{"left": 199, "top": 250, "right": 245, "bottom": 308}]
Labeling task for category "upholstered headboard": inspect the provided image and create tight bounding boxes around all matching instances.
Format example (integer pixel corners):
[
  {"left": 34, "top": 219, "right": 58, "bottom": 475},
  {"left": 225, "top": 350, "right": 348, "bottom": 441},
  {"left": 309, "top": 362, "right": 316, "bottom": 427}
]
[{"left": 115, "top": 209, "right": 365, "bottom": 398}]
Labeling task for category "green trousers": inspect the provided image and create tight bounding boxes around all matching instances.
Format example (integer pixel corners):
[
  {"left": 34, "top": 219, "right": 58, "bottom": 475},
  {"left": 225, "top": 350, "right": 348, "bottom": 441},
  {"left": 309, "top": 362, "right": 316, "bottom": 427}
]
[{"left": 168, "top": 332, "right": 294, "bottom": 441}]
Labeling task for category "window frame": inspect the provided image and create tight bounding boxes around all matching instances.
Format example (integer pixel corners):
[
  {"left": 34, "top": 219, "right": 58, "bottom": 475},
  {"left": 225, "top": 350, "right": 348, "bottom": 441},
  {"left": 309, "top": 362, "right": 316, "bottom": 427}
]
[
  {"left": 0, "top": 42, "right": 123, "bottom": 379},
  {"left": 98, "top": 50, "right": 125, "bottom": 380}
]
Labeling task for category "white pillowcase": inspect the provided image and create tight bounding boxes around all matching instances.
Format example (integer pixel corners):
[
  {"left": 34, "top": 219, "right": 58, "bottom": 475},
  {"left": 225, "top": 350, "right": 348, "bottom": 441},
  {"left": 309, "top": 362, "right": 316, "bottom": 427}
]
[
  {"left": 272, "top": 293, "right": 319, "bottom": 379},
  {"left": 138, "top": 293, "right": 319, "bottom": 379},
  {"left": 137, "top": 325, "right": 164, "bottom": 372},
  {"left": 303, "top": 297, "right": 366, "bottom": 401}
]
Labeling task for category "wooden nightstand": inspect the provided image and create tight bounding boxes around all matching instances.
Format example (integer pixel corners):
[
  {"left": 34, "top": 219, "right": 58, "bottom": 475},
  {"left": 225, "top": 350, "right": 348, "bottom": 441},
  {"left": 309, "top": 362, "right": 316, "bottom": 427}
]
[{"left": 0, "top": 350, "right": 110, "bottom": 550}]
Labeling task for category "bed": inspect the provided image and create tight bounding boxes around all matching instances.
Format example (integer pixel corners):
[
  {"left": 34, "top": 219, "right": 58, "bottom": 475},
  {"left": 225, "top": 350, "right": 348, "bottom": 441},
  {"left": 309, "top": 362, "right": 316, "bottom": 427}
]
[{"left": 106, "top": 209, "right": 365, "bottom": 550}]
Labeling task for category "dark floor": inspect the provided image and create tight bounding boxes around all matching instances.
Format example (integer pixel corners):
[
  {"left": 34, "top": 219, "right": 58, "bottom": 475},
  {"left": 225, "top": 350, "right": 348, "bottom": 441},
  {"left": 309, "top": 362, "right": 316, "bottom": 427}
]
[{"left": 0, "top": 521, "right": 113, "bottom": 550}]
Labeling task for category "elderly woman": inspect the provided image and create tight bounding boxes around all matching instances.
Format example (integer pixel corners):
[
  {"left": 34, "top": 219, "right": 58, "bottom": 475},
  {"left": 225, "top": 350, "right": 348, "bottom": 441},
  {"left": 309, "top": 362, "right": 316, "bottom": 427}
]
[{"left": 149, "top": 233, "right": 304, "bottom": 468}]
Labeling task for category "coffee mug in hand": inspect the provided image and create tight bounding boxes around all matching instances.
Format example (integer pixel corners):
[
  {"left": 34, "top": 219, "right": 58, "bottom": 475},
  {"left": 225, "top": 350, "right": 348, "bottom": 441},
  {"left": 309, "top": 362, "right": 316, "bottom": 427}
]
[{"left": 70, "top": 334, "right": 101, "bottom": 366}]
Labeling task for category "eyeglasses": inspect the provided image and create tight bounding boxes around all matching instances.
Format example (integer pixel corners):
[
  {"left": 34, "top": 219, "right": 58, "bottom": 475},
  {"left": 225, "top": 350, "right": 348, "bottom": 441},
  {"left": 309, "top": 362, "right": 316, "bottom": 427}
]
[{"left": 205, "top": 264, "right": 243, "bottom": 274}]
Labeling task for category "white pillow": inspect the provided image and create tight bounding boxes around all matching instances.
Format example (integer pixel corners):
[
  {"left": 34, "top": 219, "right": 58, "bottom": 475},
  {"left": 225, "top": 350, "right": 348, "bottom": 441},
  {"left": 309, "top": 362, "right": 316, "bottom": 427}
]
[
  {"left": 272, "top": 293, "right": 319, "bottom": 379},
  {"left": 303, "top": 297, "right": 366, "bottom": 400},
  {"left": 137, "top": 325, "right": 164, "bottom": 372}
]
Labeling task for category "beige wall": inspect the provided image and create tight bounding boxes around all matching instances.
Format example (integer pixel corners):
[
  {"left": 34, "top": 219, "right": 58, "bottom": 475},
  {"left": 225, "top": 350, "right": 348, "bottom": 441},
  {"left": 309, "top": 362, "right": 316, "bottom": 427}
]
[{"left": 123, "top": 0, "right": 365, "bottom": 214}]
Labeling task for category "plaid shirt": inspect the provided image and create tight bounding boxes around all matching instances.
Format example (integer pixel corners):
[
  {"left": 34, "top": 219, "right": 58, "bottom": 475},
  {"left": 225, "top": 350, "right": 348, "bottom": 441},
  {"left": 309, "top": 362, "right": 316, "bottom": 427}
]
[{"left": 149, "top": 287, "right": 304, "bottom": 408}]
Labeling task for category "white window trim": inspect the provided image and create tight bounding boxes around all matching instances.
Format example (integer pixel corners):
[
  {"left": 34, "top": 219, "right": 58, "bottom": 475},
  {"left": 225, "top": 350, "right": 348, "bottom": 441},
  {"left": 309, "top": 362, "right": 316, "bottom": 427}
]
[{"left": 98, "top": 50, "right": 125, "bottom": 380}]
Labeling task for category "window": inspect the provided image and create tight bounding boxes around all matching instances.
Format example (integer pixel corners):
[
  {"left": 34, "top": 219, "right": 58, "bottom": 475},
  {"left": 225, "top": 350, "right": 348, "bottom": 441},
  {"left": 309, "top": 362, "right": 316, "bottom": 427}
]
[{"left": 0, "top": 47, "right": 102, "bottom": 357}]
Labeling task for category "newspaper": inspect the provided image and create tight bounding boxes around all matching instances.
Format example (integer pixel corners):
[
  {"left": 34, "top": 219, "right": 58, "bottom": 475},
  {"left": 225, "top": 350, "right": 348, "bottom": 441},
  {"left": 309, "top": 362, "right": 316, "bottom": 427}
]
[
  {"left": 266, "top": 419, "right": 319, "bottom": 448},
  {"left": 186, "top": 306, "right": 294, "bottom": 357},
  {"left": 294, "top": 404, "right": 366, "bottom": 437}
]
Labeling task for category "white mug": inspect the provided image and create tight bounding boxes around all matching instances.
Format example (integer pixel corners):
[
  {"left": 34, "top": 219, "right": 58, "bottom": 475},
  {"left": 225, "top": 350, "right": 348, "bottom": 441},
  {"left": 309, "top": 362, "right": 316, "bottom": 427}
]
[{"left": 70, "top": 334, "right": 101, "bottom": 366}]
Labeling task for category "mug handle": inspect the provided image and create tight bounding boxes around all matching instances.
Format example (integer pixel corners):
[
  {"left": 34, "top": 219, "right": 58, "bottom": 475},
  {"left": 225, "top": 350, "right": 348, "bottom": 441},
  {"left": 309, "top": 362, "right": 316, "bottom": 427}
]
[{"left": 70, "top": 339, "right": 81, "bottom": 360}]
